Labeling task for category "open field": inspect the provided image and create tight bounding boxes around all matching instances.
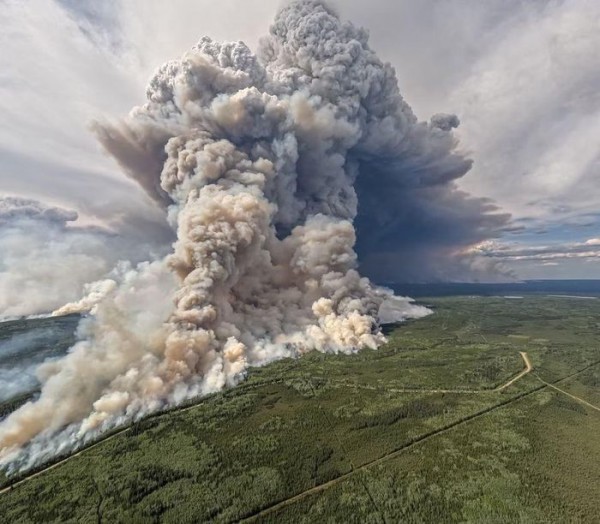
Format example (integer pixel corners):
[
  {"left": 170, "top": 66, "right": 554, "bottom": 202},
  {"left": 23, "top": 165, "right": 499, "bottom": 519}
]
[{"left": 1, "top": 296, "right": 599, "bottom": 522}]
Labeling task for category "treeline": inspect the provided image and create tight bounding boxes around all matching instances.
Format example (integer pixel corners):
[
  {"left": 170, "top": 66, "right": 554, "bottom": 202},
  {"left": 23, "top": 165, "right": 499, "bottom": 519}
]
[{"left": 0, "top": 391, "right": 34, "bottom": 419}]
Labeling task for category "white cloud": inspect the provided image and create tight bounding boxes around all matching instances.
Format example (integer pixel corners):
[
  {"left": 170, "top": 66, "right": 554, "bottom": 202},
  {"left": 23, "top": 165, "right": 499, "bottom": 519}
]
[
  {"left": 447, "top": 0, "right": 600, "bottom": 222},
  {"left": 473, "top": 239, "right": 600, "bottom": 262}
]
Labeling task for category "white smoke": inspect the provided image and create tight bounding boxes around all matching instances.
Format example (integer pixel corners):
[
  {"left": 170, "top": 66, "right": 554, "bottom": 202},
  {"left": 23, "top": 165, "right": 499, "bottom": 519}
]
[
  {"left": 0, "top": 197, "right": 167, "bottom": 320},
  {"left": 0, "top": 0, "right": 470, "bottom": 470},
  {"left": 51, "top": 279, "right": 118, "bottom": 317},
  {"left": 0, "top": 327, "right": 59, "bottom": 402},
  {"left": 377, "top": 294, "right": 431, "bottom": 325},
  {"left": 0, "top": 198, "right": 111, "bottom": 319}
]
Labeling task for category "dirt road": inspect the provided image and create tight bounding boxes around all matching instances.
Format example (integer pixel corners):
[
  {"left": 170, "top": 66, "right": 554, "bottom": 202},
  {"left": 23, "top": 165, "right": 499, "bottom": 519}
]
[
  {"left": 331, "top": 351, "right": 533, "bottom": 395},
  {"left": 495, "top": 352, "right": 533, "bottom": 391}
]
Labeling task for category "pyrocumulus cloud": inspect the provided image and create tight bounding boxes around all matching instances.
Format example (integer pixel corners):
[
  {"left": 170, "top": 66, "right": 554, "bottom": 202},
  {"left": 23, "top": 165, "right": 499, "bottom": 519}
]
[{"left": 0, "top": 1, "right": 505, "bottom": 471}]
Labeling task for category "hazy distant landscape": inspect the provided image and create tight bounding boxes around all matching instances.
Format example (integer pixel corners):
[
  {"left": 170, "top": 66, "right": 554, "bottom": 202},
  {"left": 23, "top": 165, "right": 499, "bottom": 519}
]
[
  {"left": 388, "top": 280, "right": 600, "bottom": 298},
  {"left": 0, "top": 315, "right": 79, "bottom": 408},
  {"left": 1, "top": 288, "right": 599, "bottom": 522}
]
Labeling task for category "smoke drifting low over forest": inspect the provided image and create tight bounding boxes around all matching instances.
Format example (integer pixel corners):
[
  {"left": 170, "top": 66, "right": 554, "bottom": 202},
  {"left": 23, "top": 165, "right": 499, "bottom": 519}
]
[{"left": 0, "top": 0, "right": 507, "bottom": 472}]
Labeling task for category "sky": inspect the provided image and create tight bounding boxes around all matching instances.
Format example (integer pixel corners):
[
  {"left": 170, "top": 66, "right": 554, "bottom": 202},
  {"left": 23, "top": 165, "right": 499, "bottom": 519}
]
[{"left": 0, "top": 0, "right": 599, "bottom": 282}]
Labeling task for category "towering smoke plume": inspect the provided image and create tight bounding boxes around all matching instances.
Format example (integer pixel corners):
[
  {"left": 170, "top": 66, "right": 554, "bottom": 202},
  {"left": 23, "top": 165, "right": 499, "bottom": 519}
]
[{"left": 0, "top": 0, "right": 504, "bottom": 470}]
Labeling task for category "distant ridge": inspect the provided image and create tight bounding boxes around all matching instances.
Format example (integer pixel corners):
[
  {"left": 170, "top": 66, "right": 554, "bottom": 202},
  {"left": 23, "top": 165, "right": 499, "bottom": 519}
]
[{"left": 385, "top": 280, "right": 600, "bottom": 298}]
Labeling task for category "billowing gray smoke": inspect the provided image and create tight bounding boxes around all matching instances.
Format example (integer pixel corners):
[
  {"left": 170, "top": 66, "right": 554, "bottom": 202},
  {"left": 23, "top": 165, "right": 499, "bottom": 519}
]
[{"left": 0, "top": 0, "right": 503, "bottom": 469}]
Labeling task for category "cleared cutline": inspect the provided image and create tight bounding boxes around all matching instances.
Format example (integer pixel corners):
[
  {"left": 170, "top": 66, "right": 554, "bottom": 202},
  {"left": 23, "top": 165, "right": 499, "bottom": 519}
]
[
  {"left": 239, "top": 357, "right": 600, "bottom": 522},
  {"left": 535, "top": 375, "right": 600, "bottom": 413},
  {"left": 0, "top": 352, "right": 533, "bottom": 495},
  {"left": 328, "top": 351, "right": 533, "bottom": 395}
]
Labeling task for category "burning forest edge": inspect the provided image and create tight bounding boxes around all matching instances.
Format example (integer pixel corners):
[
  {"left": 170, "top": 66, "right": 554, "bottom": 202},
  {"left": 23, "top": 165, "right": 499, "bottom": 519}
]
[{"left": 0, "top": 0, "right": 508, "bottom": 472}]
